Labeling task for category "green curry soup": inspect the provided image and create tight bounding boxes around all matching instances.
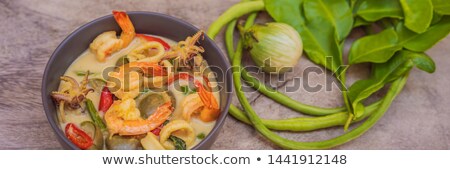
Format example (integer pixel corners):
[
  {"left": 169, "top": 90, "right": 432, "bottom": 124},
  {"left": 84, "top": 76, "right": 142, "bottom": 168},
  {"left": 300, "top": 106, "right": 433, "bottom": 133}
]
[{"left": 51, "top": 11, "right": 220, "bottom": 150}]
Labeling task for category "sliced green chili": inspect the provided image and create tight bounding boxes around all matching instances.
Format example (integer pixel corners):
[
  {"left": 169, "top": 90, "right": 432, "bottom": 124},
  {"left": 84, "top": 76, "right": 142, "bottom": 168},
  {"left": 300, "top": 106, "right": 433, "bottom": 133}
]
[
  {"left": 85, "top": 99, "right": 107, "bottom": 130},
  {"left": 207, "top": 1, "right": 264, "bottom": 38},
  {"left": 229, "top": 100, "right": 381, "bottom": 132}
]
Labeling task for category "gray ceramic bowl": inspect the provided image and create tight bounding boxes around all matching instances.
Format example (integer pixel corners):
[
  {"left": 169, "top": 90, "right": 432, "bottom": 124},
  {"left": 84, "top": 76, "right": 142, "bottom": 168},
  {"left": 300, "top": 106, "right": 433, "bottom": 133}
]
[{"left": 42, "top": 11, "right": 232, "bottom": 150}]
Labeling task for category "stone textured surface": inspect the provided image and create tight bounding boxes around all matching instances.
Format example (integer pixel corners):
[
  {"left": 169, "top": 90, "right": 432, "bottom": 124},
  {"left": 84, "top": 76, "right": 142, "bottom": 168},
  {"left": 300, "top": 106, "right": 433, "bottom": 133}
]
[{"left": 0, "top": 0, "right": 449, "bottom": 149}]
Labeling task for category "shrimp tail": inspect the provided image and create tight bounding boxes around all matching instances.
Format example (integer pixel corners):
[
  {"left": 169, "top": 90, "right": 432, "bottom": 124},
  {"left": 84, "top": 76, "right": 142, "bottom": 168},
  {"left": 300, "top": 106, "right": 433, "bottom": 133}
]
[
  {"left": 113, "top": 10, "right": 136, "bottom": 48},
  {"left": 194, "top": 80, "right": 220, "bottom": 122}
]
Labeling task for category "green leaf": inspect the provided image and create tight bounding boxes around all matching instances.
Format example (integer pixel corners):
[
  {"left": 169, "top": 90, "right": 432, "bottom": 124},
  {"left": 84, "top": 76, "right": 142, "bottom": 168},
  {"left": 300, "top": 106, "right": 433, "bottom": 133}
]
[
  {"left": 396, "top": 16, "right": 450, "bottom": 52},
  {"left": 348, "top": 50, "right": 413, "bottom": 118},
  {"left": 349, "top": 49, "right": 435, "bottom": 118},
  {"left": 264, "top": 0, "right": 306, "bottom": 29},
  {"left": 412, "top": 56, "right": 436, "bottom": 74},
  {"left": 74, "top": 70, "right": 95, "bottom": 76},
  {"left": 432, "top": 0, "right": 450, "bottom": 15},
  {"left": 303, "top": 0, "right": 352, "bottom": 71},
  {"left": 196, "top": 133, "right": 206, "bottom": 140},
  {"left": 264, "top": 0, "right": 344, "bottom": 73},
  {"left": 353, "top": 17, "right": 371, "bottom": 28},
  {"left": 431, "top": 12, "right": 443, "bottom": 25},
  {"left": 181, "top": 86, "right": 189, "bottom": 95},
  {"left": 169, "top": 135, "right": 186, "bottom": 150},
  {"left": 399, "top": 50, "right": 436, "bottom": 73},
  {"left": 400, "top": 0, "right": 433, "bottom": 33},
  {"left": 356, "top": 0, "right": 403, "bottom": 22},
  {"left": 181, "top": 85, "right": 196, "bottom": 95},
  {"left": 304, "top": 0, "right": 353, "bottom": 41},
  {"left": 346, "top": 0, "right": 358, "bottom": 8},
  {"left": 163, "top": 120, "right": 170, "bottom": 126},
  {"left": 349, "top": 28, "right": 402, "bottom": 65},
  {"left": 348, "top": 78, "right": 385, "bottom": 118}
]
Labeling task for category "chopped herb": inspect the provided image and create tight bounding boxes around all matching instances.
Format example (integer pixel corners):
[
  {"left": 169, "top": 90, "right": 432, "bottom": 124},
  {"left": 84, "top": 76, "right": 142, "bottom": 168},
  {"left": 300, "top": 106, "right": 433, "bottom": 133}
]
[
  {"left": 163, "top": 120, "right": 170, "bottom": 126},
  {"left": 181, "top": 85, "right": 196, "bottom": 95},
  {"left": 75, "top": 71, "right": 95, "bottom": 76},
  {"left": 169, "top": 135, "right": 186, "bottom": 150},
  {"left": 196, "top": 133, "right": 206, "bottom": 140},
  {"left": 88, "top": 78, "right": 107, "bottom": 92},
  {"left": 140, "top": 88, "right": 151, "bottom": 94},
  {"left": 115, "top": 55, "right": 129, "bottom": 67}
]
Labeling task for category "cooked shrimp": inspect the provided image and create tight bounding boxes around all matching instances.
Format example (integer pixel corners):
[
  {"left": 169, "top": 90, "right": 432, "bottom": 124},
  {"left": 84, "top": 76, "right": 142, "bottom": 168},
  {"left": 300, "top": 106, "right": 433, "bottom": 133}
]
[
  {"left": 181, "top": 80, "right": 220, "bottom": 122},
  {"left": 107, "top": 61, "right": 166, "bottom": 99},
  {"left": 105, "top": 97, "right": 173, "bottom": 136},
  {"left": 181, "top": 93, "right": 203, "bottom": 121},
  {"left": 89, "top": 11, "right": 136, "bottom": 62}
]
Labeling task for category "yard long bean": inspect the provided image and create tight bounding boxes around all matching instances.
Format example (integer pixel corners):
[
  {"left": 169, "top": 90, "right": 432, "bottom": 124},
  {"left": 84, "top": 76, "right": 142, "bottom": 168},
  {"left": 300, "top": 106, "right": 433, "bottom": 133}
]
[
  {"left": 211, "top": 1, "right": 345, "bottom": 116},
  {"left": 231, "top": 32, "right": 409, "bottom": 149}
]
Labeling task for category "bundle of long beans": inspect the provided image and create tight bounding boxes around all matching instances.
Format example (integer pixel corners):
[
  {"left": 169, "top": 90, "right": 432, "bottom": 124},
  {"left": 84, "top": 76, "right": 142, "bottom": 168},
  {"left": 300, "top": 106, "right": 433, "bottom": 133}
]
[{"left": 206, "top": 0, "right": 410, "bottom": 149}]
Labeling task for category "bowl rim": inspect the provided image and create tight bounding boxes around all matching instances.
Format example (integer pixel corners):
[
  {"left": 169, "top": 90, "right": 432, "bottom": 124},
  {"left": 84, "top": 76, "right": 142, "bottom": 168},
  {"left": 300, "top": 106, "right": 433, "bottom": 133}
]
[{"left": 42, "top": 11, "right": 232, "bottom": 150}]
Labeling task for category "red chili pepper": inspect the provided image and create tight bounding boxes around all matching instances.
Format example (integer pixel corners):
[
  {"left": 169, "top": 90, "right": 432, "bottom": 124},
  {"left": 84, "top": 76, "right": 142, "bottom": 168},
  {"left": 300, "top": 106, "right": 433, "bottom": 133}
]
[
  {"left": 136, "top": 34, "right": 171, "bottom": 50},
  {"left": 151, "top": 126, "right": 162, "bottom": 136},
  {"left": 65, "top": 123, "right": 93, "bottom": 150},
  {"left": 98, "top": 87, "right": 113, "bottom": 113}
]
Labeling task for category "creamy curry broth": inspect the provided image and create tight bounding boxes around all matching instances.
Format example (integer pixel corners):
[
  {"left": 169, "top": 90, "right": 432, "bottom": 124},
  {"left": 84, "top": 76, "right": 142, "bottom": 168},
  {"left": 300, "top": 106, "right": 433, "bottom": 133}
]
[{"left": 57, "top": 35, "right": 219, "bottom": 149}]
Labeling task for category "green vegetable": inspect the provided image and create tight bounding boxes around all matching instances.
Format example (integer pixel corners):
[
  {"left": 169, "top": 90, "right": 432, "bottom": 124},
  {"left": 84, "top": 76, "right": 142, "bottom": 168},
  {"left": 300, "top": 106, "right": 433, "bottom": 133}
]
[
  {"left": 80, "top": 121, "right": 104, "bottom": 150},
  {"left": 169, "top": 135, "right": 186, "bottom": 150},
  {"left": 356, "top": 0, "right": 403, "bottom": 22},
  {"left": 230, "top": 100, "right": 381, "bottom": 132},
  {"left": 347, "top": 0, "right": 358, "bottom": 8},
  {"left": 353, "top": 17, "right": 371, "bottom": 28},
  {"left": 214, "top": 1, "right": 345, "bottom": 116},
  {"left": 240, "top": 22, "right": 303, "bottom": 74},
  {"left": 264, "top": 0, "right": 342, "bottom": 73},
  {"left": 229, "top": 16, "right": 410, "bottom": 148},
  {"left": 348, "top": 49, "right": 435, "bottom": 119},
  {"left": 431, "top": 12, "right": 444, "bottom": 25},
  {"left": 163, "top": 120, "right": 170, "bottom": 126},
  {"left": 196, "top": 133, "right": 206, "bottom": 140},
  {"left": 88, "top": 78, "right": 107, "bottom": 92},
  {"left": 400, "top": 0, "right": 433, "bottom": 33},
  {"left": 75, "top": 70, "right": 95, "bottom": 76},
  {"left": 207, "top": 1, "right": 264, "bottom": 38},
  {"left": 225, "top": 20, "right": 238, "bottom": 57},
  {"left": 407, "top": 52, "right": 436, "bottom": 73},
  {"left": 349, "top": 28, "right": 402, "bottom": 65},
  {"left": 432, "top": 0, "right": 450, "bottom": 15},
  {"left": 397, "top": 16, "right": 450, "bottom": 52},
  {"left": 304, "top": 0, "right": 353, "bottom": 42},
  {"left": 180, "top": 85, "right": 196, "bottom": 95},
  {"left": 207, "top": 0, "right": 446, "bottom": 149},
  {"left": 115, "top": 55, "right": 129, "bottom": 67},
  {"left": 265, "top": 0, "right": 351, "bottom": 116},
  {"left": 85, "top": 99, "right": 106, "bottom": 130}
]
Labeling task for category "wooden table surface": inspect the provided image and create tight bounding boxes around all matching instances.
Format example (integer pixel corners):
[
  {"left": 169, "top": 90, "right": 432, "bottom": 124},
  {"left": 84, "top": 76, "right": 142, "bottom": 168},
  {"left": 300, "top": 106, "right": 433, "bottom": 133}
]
[{"left": 0, "top": 0, "right": 449, "bottom": 149}]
